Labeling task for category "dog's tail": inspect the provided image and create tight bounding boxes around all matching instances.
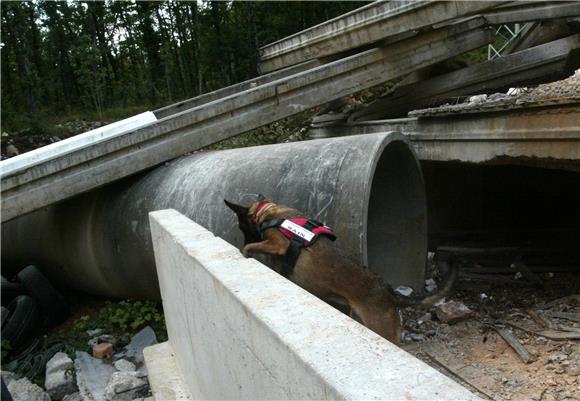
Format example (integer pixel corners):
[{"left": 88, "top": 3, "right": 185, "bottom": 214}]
[{"left": 394, "top": 262, "right": 458, "bottom": 308}]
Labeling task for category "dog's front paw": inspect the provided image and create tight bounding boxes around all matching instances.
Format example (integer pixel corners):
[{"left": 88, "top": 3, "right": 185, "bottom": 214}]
[{"left": 242, "top": 246, "right": 251, "bottom": 258}]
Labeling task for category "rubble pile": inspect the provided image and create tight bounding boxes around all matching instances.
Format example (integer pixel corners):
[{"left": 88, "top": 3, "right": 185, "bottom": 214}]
[
  {"left": 2, "top": 326, "right": 157, "bottom": 401},
  {"left": 401, "top": 249, "right": 579, "bottom": 401}
]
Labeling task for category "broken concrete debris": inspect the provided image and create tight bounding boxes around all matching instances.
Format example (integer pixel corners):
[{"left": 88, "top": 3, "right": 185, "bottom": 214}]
[
  {"left": 435, "top": 300, "right": 473, "bottom": 324},
  {"left": 62, "top": 392, "right": 83, "bottom": 401},
  {"left": 104, "top": 371, "right": 148, "bottom": 401},
  {"left": 7, "top": 378, "right": 50, "bottom": 401},
  {"left": 45, "top": 352, "right": 78, "bottom": 400},
  {"left": 122, "top": 326, "right": 157, "bottom": 364},
  {"left": 394, "top": 286, "right": 414, "bottom": 297},
  {"left": 113, "top": 359, "right": 136, "bottom": 372},
  {"left": 75, "top": 351, "right": 117, "bottom": 401},
  {"left": 425, "top": 278, "right": 438, "bottom": 293}
]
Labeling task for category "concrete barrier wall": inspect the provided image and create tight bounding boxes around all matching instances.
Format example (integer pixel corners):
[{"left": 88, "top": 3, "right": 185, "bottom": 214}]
[{"left": 148, "top": 209, "right": 481, "bottom": 400}]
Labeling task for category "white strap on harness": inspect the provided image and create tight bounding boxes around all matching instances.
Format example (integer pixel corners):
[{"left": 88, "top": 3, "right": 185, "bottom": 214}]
[{"left": 280, "top": 219, "right": 315, "bottom": 242}]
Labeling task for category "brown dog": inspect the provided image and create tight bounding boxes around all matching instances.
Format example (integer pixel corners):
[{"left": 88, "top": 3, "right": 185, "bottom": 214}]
[{"left": 225, "top": 195, "right": 456, "bottom": 345}]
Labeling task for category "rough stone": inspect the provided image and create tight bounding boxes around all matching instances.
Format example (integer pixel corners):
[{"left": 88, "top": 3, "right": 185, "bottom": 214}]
[
  {"left": 1, "top": 370, "right": 18, "bottom": 386},
  {"left": 104, "top": 371, "right": 148, "bottom": 401},
  {"left": 435, "top": 300, "right": 473, "bottom": 324},
  {"left": 394, "top": 286, "right": 414, "bottom": 297},
  {"left": 114, "top": 359, "right": 136, "bottom": 372},
  {"left": 7, "top": 378, "right": 50, "bottom": 401},
  {"left": 62, "top": 392, "right": 83, "bottom": 401},
  {"left": 93, "top": 343, "right": 114, "bottom": 359},
  {"left": 86, "top": 329, "right": 103, "bottom": 337},
  {"left": 425, "top": 278, "right": 437, "bottom": 293},
  {"left": 75, "top": 351, "right": 116, "bottom": 401},
  {"left": 568, "top": 365, "right": 580, "bottom": 376},
  {"left": 124, "top": 327, "right": 157, "bottom": 364},
  {"left": 45, "top": 352, "right": 78, "bottom": 400}
]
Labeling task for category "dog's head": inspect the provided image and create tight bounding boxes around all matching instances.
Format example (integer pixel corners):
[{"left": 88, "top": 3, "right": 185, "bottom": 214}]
[{"left": 224, "top": 197, "right": 262, "bottom": 245}]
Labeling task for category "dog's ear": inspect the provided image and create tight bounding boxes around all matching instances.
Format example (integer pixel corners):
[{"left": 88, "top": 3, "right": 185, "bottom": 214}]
[
  {"left": 257, "top": 194, "right": 266, "bottom": 202},
  {"left": 224, "top": 199, "right": 249, "bottom": 216}
]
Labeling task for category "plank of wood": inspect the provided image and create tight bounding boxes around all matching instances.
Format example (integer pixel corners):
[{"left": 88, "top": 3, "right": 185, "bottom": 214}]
[
  {"left": 526, "top": 309, "right": 553, "bottom": 329},
  {"left": 493, "top": 326, "right": 537, "bottom": 364},
  {"left": 505, "top": 321, "right": 580, "bottom": 340},
  {"left": 543, "top": 294, "right": 580, "bottom": 309},
  {"left": 550, "top": 311, "right": 580, "bottom": 323}
]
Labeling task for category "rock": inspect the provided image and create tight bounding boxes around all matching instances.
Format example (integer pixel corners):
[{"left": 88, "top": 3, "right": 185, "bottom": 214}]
[
  {"left": 135, "top": 365, "right": 148, "bottom": 379},
  {"left": 394, "top": 286, "right": 413, "bottom": 297},
  {"left": 7, "top": 378, "right": 50, "bottom": 401},
  {"left": 113, "top": 359, "right": 136, "bottom": 372},
  {"left": 434, "top": 300, "right": 473, "bottom": 324},
  {"left": 87, "top": 329, "right": 103, "bottom": 337},
  {"left": 6, "top": 144, "right": 19, "bottom": 157},
  {"left": 469, "top": 94, "right": 487, "bottom": 103},
  {"left": 45, "top": 352, "right": 78, "bottom": 400},
  {"left": 104, "top": 371, "right": 148, "bottom": 401},
  {"left": 1, "top": 371, "right": 17, "bottom": 386},
  {"left": 93, "top": 343, "right": 114, "bottom": 359},
  {"left": 63, "top": 392, "right": 83, "bottom": 401},
  {"left": 417, "top": 312, "right": 432, "bottom": 325},
  {"left": 124, "top": 326, "right": 157, "bottom": 364},
  {"left": 425, "top": 279, "right": 437, "bottom": 293},
  {"left": 75, "top": 351, "right": 116, "bottom": 401},
  {"left": 409, "top": 333, "right": 425, "bottom": 342},
  {"left": 568, "top": 365, "right": 580, "bottom": 376}
]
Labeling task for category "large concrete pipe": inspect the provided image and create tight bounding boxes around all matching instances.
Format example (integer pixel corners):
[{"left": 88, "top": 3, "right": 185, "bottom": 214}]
[{"left": 2, "top": 132, "right": 427, "bottom": 299}]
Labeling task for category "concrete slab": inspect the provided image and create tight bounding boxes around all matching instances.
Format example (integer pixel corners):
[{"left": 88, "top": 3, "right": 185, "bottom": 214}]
[
  {"left": 148, "top": 209, "right": 482, "bottom": 400},
  {"left": 310, "top": 104, "right": 580, "bottom": 171},
  {"left": 143, "top": 342, "right": 193, "bottom": 401},
  {"left": 349, "top": 35, "right": 579, "bottom": 121},
  {"left": 484, "top": 2, "right": 580, "bottom": 24},
  {"left": 258, "top": 1, "right": 501, "bottom": 73},
  {"left": 0, "top": 18, "right": 492, "bottom": 222}
]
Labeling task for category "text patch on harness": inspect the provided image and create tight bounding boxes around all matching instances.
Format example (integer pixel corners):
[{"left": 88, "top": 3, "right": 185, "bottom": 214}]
[{"left": 280, "top": 219, "right": 315, "bottom": 242}]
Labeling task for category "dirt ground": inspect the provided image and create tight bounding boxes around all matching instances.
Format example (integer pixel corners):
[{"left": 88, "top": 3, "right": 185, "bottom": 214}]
[{"left": 401, "top": 249, "right": 579, "bottom": 401}]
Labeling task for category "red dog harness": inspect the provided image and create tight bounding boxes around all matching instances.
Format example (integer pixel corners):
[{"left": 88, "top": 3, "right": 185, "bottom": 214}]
[{"left": 260, "top": 217, "right": 336, "bottom": 277}]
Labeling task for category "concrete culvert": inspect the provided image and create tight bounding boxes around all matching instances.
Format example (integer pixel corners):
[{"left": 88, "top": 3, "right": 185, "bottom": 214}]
[{"left": 1, "top": 132, "right": 427, "bottom": 299}]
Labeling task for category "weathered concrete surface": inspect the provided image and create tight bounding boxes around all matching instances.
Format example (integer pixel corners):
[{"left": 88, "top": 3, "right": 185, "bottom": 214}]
[
  {"left": 1, "top": 133, "right": 427, "bottom": 298},
  {"left": 143, "top": 342, "right": 193, "bottom": 401},
  {"left": 147, "top": 209, "right": 482, "bottom": 400},
  {"left": 153, "top": 60, "right": 320, "bottom": 120},
  {"left": 349, "top": 35, "right": 580, "bottom": 121},
  {"left": 310, "top": 105, "right": 580, "bottom": 171},
  {"left": 259, "top": 1, "right": 500, "bottom": 73},
  {"left": 0, "top": 18, "right": 492, "bottom": 223},
  {"left": 484, "top": 2, "right": 580, "bottom": 25}
]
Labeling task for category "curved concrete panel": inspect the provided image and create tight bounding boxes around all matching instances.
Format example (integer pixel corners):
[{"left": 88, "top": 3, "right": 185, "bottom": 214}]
[{"left": 2, "top": 132, "right": 426, "bottom": 299}]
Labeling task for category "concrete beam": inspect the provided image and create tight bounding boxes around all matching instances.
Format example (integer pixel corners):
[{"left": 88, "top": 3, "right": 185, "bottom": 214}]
[
  {"left": 349, "top": 35, "right": 579, "bottom": 121},
  {"left": 0, "top": 18, "right": 492, "bottom": 222},
  {"left": 258, "top": 1, "right": 501, "bottom": 73},
  {"left": 309, "top": 104, "right": 580, "bottom": 171},
  {"left": 484, "top": 2, "right": 580, "bottom": 25},
  {"left": 154, "top": 60, "right": 320, "bottom": 120},
  {"left": 147, "top": 209, "right": 482, "bottom": 400}
]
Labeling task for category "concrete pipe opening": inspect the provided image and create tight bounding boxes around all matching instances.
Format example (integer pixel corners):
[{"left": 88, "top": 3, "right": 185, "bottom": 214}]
[
  {"left": 367, "top": 140, "right": 427, "bottom": 286},
  {"left": 1, "top": 132, "right": 427, "bottom": 299}
]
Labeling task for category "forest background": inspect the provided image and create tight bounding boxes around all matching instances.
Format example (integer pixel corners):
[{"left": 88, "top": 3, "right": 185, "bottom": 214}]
[{"left": 1, "top": 1, "right": 363, "bottom": 133}]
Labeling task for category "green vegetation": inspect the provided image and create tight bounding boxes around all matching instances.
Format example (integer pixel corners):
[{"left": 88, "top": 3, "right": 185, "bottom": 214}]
[
  {"left": 1, "top": 1, "right": 365, "bottom": 133},
  {"left": 1, "top": 339, "right": 12, "bottom": 360},
  {"left": 46, "top": 299, "right": 167, "bottom": 361}
]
